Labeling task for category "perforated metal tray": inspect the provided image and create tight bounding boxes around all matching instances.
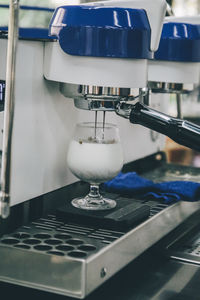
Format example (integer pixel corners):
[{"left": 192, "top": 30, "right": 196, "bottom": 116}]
[
  {"left": 1, "top": 154, "right": 200, "bottom": 298},
  {"left": 164, "top": 219, "right": 200, "bottom": 265},
  {"left": 0, "top": 199, "right": 200, "bottom": 298}
]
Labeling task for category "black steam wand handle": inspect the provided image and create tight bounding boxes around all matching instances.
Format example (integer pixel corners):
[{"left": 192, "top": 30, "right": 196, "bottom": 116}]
[{"left": 129, "top": 102, "right": 200, "bottom": 152}]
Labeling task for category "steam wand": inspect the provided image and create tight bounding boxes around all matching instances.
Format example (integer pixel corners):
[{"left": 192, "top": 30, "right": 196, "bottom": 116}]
[
  {"left": 116, "top": 102, "right": 200, "bottom": 152},
  {"left": 94, "top": 111, "right": 106, "bottom": 140},
  {"left": 102, "top": 111, "right": 106, "bottom": 140}
]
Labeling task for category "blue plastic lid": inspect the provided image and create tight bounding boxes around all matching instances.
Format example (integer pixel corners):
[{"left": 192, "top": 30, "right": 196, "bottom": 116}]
[
  {"left": 49, "top": 5, "right": 152, "bottom": 59},
  {"left": 155, "top": 22, "right": 200, "bottom": 62},
  {"left": 0, "top": 26, "right": 55, "bottom": 40}
]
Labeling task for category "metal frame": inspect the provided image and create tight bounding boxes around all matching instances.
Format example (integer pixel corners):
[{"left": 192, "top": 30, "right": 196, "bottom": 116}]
[{"left": 0, "top": 0, "right": 19, "bottom": 218}]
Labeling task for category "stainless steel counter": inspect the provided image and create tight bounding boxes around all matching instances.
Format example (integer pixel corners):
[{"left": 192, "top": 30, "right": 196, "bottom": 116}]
[
  {"left": 2, "top": 210, "right": 200, "bottom": 299},
  {"left": 1, "top": 155, "right": 200, "bottom": 299},
  {"left": 2, "top": 214, "right": 200, "bottom": 300},
  {"left": 1, "top": 215, "right": 200, "bottom": 300},
  {"left": 1, "top": 248, "right": 200, "bottom": 300}
]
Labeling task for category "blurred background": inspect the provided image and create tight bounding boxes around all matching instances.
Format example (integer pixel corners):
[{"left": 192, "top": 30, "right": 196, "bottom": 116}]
[
  {"left": 164, "top": 0, "right": 200, "bottom": 167},
  {"left": 0, "top": 0, "right": 200, "bottom": 32},
  {"left": 0, "top": 0, "right": 199, "bottom": 167}
]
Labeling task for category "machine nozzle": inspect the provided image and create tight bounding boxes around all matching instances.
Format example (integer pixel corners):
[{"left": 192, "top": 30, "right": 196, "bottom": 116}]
[{"left": 60, "top": 83, "right": 140, "bottom": 111}]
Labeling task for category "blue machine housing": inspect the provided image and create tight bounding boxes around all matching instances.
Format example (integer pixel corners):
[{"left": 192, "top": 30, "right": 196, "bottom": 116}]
[
  {"left": 155, "top": 22, "right": 200, "bottom": 62},
  {"left": 49, "top": 5, "right": 152, "bottom": 59}
]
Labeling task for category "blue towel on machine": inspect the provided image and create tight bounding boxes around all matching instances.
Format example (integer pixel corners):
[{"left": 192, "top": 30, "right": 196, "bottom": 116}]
[{"left": 104, "top": 172, "right": 200, "bottom": 204}]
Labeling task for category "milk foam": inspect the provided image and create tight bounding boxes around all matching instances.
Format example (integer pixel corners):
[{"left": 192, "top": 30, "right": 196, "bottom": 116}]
[{"left": 67, "top": 140, "right": 123, "bottom": 183}]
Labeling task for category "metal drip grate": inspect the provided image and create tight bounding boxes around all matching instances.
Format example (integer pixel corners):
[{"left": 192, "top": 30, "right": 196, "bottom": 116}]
[
  {"left": 147, "top": 201, "right": 169, "bottom": 217},
  {"left": 164, "top": 217, "right": 200, "bottom": 266},
  {"left": 0, "top": 214, "right": 125, "bottom": 258},
  {"left": 168, "top": 232, "right": 200, "bottom": 259},
  {"left": 0, "top": 156, "right": 199, "bottom": 297},
  {"left": 0, "top": 203, "right": 169, "bottom": 257},
  {"left": 0, "top": 202, "right": 170, "bottom": 257},
  {"left": 0, "top": 199, "right": 199, "bottom": 298}
]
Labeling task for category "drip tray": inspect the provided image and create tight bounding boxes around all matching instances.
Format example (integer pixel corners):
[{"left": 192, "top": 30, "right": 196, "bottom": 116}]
[
  {"left": 0, "top": 154, "right": 200, "bottom": 298},
  {"left": 164, "top": 222, "right": 200, "bottom": 265},
  {"left": 0, "top": 215, "right": 123, "bottom": 258},
  {"left": 0, "top": 201, "right": 200, "bottom": 298}
]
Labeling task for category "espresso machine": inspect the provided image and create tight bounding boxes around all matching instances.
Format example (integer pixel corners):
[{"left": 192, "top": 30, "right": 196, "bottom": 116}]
[
  {"left": 1, "top": 1, "right": 200, "bottom": 299},
  {"left": 147, "top": 15, "right": 200, "bottom": 169},
  {"left": 145, "top": 14, "right": 200, "bottom": 278},
  {"left": 148, "top": 15, "right": 200, "bottom": 125},
  {"left": 157, "top": 16, "right": 200, "bottom": 123}
]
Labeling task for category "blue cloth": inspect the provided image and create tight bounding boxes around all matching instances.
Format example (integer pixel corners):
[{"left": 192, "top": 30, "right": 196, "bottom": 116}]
[{"left": 104, "top": 172, "right": 200, "bottom": 204}]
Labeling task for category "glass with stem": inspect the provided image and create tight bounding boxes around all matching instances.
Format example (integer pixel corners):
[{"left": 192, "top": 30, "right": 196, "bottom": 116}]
[{"left": 67, "top": 122, "right": 123, "bottom": 210}]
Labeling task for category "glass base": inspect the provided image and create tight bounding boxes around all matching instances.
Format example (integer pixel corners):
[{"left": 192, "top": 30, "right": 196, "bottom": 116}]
[{"left": 71, "top": 196, "right": 116, "bottom": 211}]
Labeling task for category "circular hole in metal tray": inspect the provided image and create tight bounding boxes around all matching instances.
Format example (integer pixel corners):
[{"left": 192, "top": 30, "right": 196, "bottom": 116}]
[
  {"left": 47, "top": 250, "right": 65, "bottom": 256},
  {"left": 56, "top": 244, "right": 74, "bottom": 251},
  {"left": 33, "top": 233, "right": 52, "bottom": 239},
  {"left": 78, "top": 244, "right": 96, "bottom": 252},
  {"left": 1, "top": 238, "right": 20, "bottom": 245},
  {"left": 67, "top": 251, "right": 87, "bottom": 258},
  {"left": 44, "top": 239, "right": 63, "bottom": 245},
  {"left": 14, "top": 244, "right": 30, "bottom": 250},
  {"left": 67, "top": 239, "right": 84, "bottom": 246},
  {"left": 54, "top": 233, "right": 72, "bottom": 240},
  {"left": 23, "top": 238, "right": 41, "bottom": 245},
  {"left": 13, "top": 232, "right": 31, "bottom": 239},
  {"left": 34, "top": 245, "right": 52, "bottom": 251}
]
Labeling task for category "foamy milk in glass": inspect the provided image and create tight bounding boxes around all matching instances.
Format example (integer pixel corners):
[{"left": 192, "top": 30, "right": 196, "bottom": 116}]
[
  {"left": 67, "top": 139, "right": 123, "bottom": 183},
  {"left": 67, "top": 122, "right": 123, "bottom": 210}
]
